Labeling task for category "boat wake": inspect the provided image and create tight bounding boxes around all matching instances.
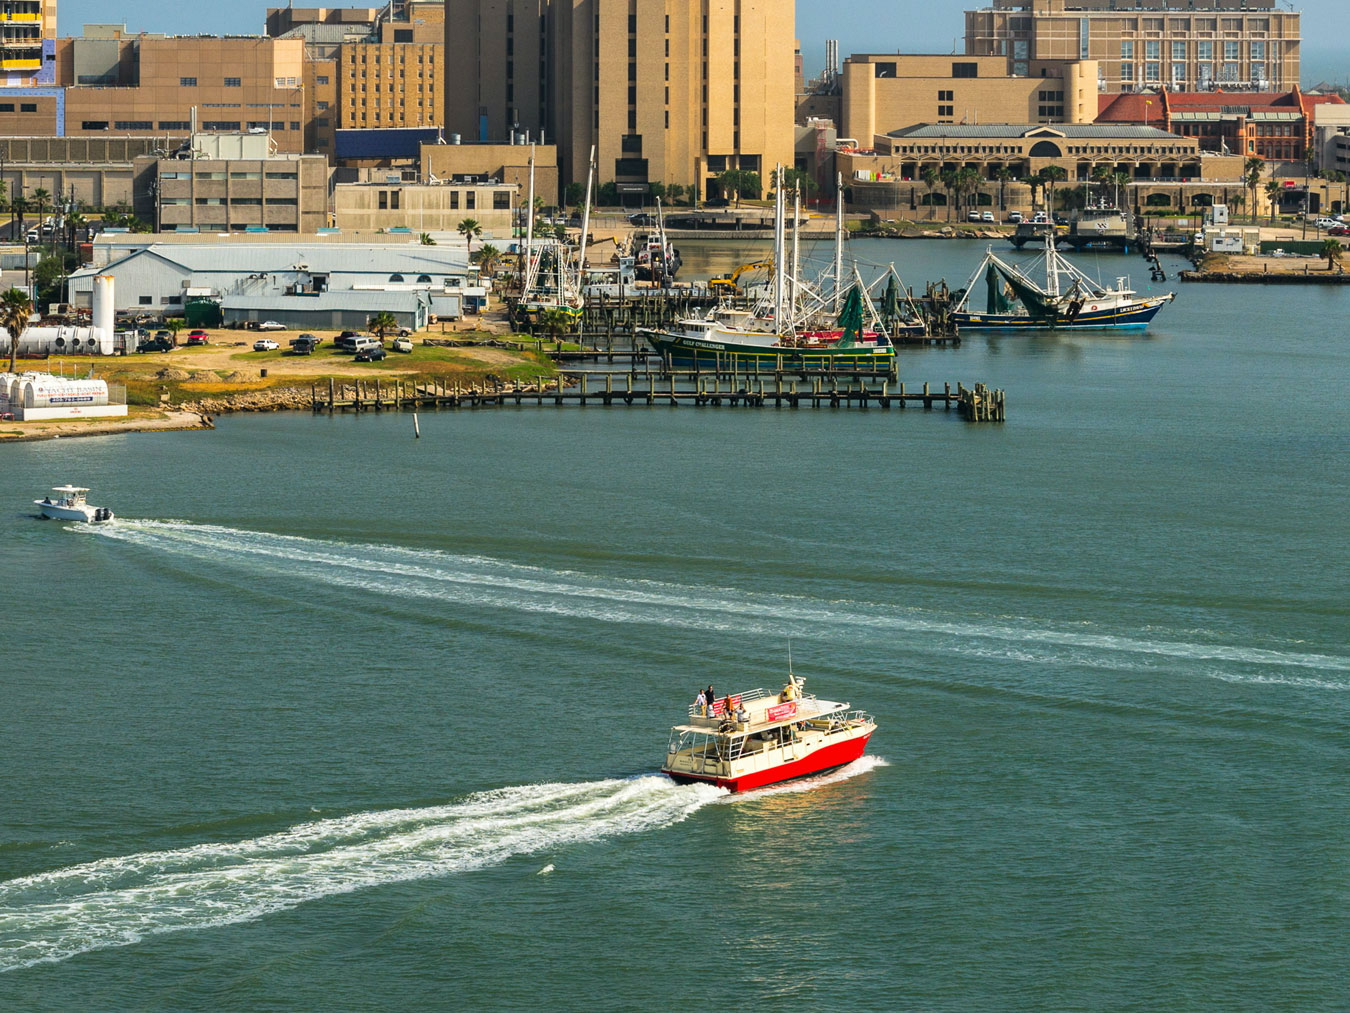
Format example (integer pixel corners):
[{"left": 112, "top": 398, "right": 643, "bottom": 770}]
[
  {"left": 0, "top": 776, "right": 721, "bottom": 973},
  {"left": 81, "top": 521, "right": 1350, "bottom": 687}
]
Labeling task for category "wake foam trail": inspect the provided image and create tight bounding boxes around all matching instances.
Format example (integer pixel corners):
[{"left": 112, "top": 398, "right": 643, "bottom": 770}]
[
  {"left": 83, "top": 521, "right": 1350, "bottom": 681},
  {"left": 0, "top": 776, "right": 721, "bottom": 973},
  {"left": 724, "top": 756, "right": 890, "bottom": 800}
]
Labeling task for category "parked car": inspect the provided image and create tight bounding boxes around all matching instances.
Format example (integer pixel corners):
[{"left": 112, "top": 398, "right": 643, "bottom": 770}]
[
  {"left": 391, "top": 337, "right": 414, "bottom": 353},
  {"left": 1007, "top": 211, "right": 1024, "bottom": 224},
  {"left": 1314, "top": 218, "right": 1340, "bottom": 231},
  {"left": 981, "top": 211, "right": 996, "bottom": 223},
  {"left": 1053, "top": 214, "right": 1068, "bottom": 226},
  {"left": 354, "top": 345, "right": 387, "bottom": 362},
  {"left": 253, "top": 338, "right": 279, "bottom": 351},
  {"left": 967, "top": 210, "right": 982, "bottom": 222},
  {"left": 0, "top": 410, "right": 14, "bottom": 420},
  {"left": 153, "top": 329, "right": 172, "bottom": 341},
  {"left": 291, "top": 333, "right": 322, "bottom": 348},
  {"left": 336, "top": 333, "right": 375, "bottom": 353},
  {"left": 257, "top": 320, "right": 285, "bottom": 331},
  {"left": 628, "top": 213, "right": 656, "bottom": 226},
  {"left": 137, "top": 336, "right": 172, "bottom": 353},
  {"left": 1329, "top": 225, "right": 1350, "bottom": 236},
  {"left": 185, "top": 330, "right": 209, "bottom": 346},
  {"left": 289, "top": 336, "right": 319, "bottom": 355}
]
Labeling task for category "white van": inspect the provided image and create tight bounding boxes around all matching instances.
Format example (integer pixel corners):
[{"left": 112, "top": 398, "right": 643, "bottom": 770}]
[{"left": 349, "top": 336, "right": 381, "bottom": 354}]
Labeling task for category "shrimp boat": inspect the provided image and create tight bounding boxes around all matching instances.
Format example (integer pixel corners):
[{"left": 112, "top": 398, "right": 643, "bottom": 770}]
[
  {"left": 662, "top": 675, "right": 876, "bottom": 792},
  {"left": 35, "top": 485, "right": 114, "bottom": 523},
  {"left": 952, "top": 233, "right": 1174, "bottom": 331},
  {"left": 641, "top": 171, "right": 911, "bottom": 368}
]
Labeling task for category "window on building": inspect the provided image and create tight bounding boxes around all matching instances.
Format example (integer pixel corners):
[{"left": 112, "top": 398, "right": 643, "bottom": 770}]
[
  {"left": 81, "top": 121, "right": 109, "bottom": 130},
  {"left": 938, "top": 105, "right": 954, "bottom": 117},
  {"left": 139, "top": 296, "right": 153, "bottom": 305},
  {"left": 115, "top": 121, "right": 152, "bottom": 130},
  {"left": 952, "top": 62, "right": 977, "bottom": 79},
  {"left": 1172, "top": 41, "right": 1186, "bottom": 61},
  {"left": 1171, "top": 63, "right": 1186, "bottom": 86},
  {"left": 224, "top": 77, "right": 241, "bottom": 87},
  {"left": 466, "top": 192, "right": 475, "bottom": 210},
  {"left": 0, "top": 103, "right": 13, "bottom": 112},
  {"left": 1145, "top": 41, "right": 1160, "bottom": 61},
  {"left": 1121, "top": 40, "right": 1134, "bottom": 60},
  {"left": 181, "top": 77, "right": 197, "bottom": 87},
  {"left": 1223, "top": 41, "right": 1239, "bottom": 61},
  {"left": 449, "top": 191, "right": 459, "bottom": 209},
  {"left": 391, "top": 190, "right": 400, "bottom": 210},
  {"left": 395, "top": 29, "right": 413, "bottom": 42},
  {"left": 389, "top": 274, "right": 404, "bottom": 282},
  {"left": 159, "top": 121, "right": 191, "bottom": 130},
  {"left": 1250, "top": 41, "right": 1266, "bottom": 61},
  {"left": 1198, "top": 40, "right": 1213, "bottom": 61},
  {"left": 1251, "top": 62, "right": 1265, "bottom": 84},
  {"left": 938, "top": 90, "right": 953, "bottom": 102},
  {"left": 379, "top": 191, "right": 388, "bottom": 210},
  {"left": 493, "top": 191, "right": 510, "bottom": 210},
  {"left": 1145, "top": 63, "right": 1160, "bottom": 83},
  {"left": 317, "top": 75, "right": 329, "bottom": 85}
]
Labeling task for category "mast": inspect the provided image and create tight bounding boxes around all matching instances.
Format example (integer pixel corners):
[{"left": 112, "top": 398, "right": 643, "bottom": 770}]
[
  {"left": 577, "top": 144, "right": 595, "bottom": 275},
  {"left": 1045, "top": 231, "right": 1060, "bottom": 299},
  {"left": 834, "top": 171, "right": 844, "bottom": 312},
  {"left": 655, "top": 195, "right": 667, "bottom": 285},
  {"left": 773, "top": 163, "right": 784, "bottom": 334},
  {"left": 790, "top": 191, "right": 801, "bottom": 333},
  {"left": 524, "top": 144, "right": 536, "bottom": 296}
]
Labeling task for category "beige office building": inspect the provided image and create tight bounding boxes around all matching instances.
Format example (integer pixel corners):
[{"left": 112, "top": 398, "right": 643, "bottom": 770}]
[
  {"left": 148, "top": 142, "right": 328, "bottom": 234},
  {"left": 842, "top": 54, "right": 1099, "bottom": 144},
  {"left": 337, "top": 42, "right": 442, "bottom": 131},
  {"left": 445, "top": 0, "right": 795, "bottom": 199},
  {"left": 965, "top": 0, "right": 1300, "bottom": 93},
  {"left": 56, "top": 32, "right": 309, "bottom": 153},
  {"left": 333, "top": 180, "right": 515, "bottom": 233}
]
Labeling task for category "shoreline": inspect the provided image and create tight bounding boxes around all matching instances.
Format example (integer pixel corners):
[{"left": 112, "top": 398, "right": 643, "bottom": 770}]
[{"left": 0, "top": 409, "right": 213, "bottom": 444}]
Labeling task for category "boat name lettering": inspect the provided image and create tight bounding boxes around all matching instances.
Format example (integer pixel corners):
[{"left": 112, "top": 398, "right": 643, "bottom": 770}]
[{"left": 766, "top": 701, "right": 797, "bottom": 722}]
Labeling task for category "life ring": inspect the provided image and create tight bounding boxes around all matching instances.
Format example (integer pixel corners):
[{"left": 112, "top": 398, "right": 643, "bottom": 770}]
[{"left": 1090, "top": 304, "right": 1098, "bottom": 311}]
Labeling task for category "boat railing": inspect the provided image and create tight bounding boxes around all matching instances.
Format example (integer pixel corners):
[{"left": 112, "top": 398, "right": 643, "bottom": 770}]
[{"left": 687, "top": 686, "right": 774, "bottom": 719}]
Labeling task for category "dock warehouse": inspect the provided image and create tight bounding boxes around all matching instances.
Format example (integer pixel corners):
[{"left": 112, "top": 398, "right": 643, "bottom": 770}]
[{"left": 68, "top": 243, "right": 472, "bottom": 328}]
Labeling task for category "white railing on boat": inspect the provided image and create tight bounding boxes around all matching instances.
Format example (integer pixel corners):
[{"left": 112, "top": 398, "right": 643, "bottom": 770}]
[{"left": 687, "top": 686, "right": 775, "bottom": 719}]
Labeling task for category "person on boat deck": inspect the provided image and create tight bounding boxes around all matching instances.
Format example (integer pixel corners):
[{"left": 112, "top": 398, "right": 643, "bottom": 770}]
[
  {"left": 779, "top": 680, "right": 798, "bottom": 703},
  {"left": 694, "top": 689, "right": 707, "bottom": 715},
  {"left": 705, "top": 685, "right": 715, "bottom": 715},
  {"left": 42, "top": 496, "right": 50, "bottom": 504}
]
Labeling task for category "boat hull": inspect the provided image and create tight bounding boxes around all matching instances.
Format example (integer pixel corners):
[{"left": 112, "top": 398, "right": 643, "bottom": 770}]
[
  {"left": 953, "top": 297, "right": 1167, "bottom": 331},
  {"left": 664, "top": 731, "right": 873, "bottom": 793},
  {"left": 643, "top": 330, "right": 895, "bottom": 369},
  {"left": 35, "top": 501, "right": 112, "bottom": 523}
]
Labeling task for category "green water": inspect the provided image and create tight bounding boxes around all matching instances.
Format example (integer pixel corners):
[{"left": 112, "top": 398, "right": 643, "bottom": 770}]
[{"left": 2, "top": 240, "right": 1347, "bottom": 1010}]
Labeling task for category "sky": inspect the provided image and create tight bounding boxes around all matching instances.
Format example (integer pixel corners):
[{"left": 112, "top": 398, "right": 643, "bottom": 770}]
[{"left": 58, "top": 0, "right": 1350, "bottom": 86}]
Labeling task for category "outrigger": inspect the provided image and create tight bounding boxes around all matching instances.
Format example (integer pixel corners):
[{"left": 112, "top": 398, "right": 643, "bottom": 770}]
[{"left": 662, "top": 673, "right": 876, "bottom": 792}]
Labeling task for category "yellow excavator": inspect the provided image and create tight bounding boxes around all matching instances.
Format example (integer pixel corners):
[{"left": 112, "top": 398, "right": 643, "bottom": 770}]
[{"left": 709, "top": 260, "right": 772, "bottom": 295}]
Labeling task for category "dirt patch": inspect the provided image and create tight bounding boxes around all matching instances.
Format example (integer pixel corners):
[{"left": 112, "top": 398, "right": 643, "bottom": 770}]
[
  {"left": 221, "top": 370, "right": 256, "bottom": 383},
  {"left": 156, "top": 368, "right": 191, "bottom": 381},
  {"left": 188, "top": 371, "right": 219, "bottom": 383}
]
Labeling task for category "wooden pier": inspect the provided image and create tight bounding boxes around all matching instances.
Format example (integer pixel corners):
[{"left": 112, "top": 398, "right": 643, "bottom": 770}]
[{"left": 311, "top": 374, "right": 1004, "bottom": 419}]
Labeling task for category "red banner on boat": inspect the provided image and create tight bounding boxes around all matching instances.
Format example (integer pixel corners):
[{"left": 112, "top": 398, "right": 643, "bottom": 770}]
[{"left": 766, "top": 701, "right": 797, "bottom": 722}]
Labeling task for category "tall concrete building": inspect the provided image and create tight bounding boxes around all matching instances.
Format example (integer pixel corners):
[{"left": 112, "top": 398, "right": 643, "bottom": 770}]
[
  {"left": 445, "top": 0, "right": 795, "bottom": 200},
  {"left": 965, "top": 0, "right": 1300, "bottom": 94}
]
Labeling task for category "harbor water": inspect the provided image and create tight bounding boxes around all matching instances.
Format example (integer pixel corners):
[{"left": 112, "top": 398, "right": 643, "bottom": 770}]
[{"left": 2, "top": 240, "right": 1347, "bottom": 1009}]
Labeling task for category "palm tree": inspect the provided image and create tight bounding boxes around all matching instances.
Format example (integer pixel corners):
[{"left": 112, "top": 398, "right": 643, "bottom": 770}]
[
  {"left": 30, "top": 187, "right": 50, "bottom": 255},
  {"left": 960, "top": 167, "right": 983, "bottom": 219},
  {"left": 994, "top": 165, "right": 1012, "bottom": 212},
  {"left": 940, "top": 169, "right": 958, "bottom": 221},
  {"left": 65, "top": 209, "right": 86, "bottom": 251},
  {"left": 1243, "top": 156, "right": 1265, "bottom": 225},
  {"left": 456, "top": 217, "right": 482, "bottom": 258},
  {"left": 12, "top": 194, "right": 27, "bottom": 243},
  {"left": 921, "top": 167, "right": 940, "bottom": 220},
  {"left": 1041, "top": 165, "right": 1067, "bottom": 215},
  {"left": 1264, "top": 179, "right": 1283, "bottom": 223},
  {"left": 473, "top": 243, "right": 503, "bottom": 278},
  {"left": 419, "top": 232, "right": 436, "bottom": 246},
  {"left": 165, "top": 318, "right": 183, "bottom": 346},
  {"left": 1111, "top": 172, "right": 1133, "bottom": 211},
  {"left": 368, "top": 311, "right": 399, "bottom": 341},
  {"left": 1026, "top": 171, "right": 1046, "bottom": 212},
  {"left": 1321, "top": 238, "right": 1343, "bottom": 272},
  {"left": 1, "top": 286, "right": 33, "bottom": 372},
  {"left": 538, "top": 307, "right": 573, "bottom": 344},
  {"left": 1091, "top": 164, "right": 1113, "bottom": 205}
]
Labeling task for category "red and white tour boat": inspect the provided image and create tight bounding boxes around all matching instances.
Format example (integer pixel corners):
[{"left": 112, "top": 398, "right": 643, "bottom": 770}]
[{"left": 661, "top": 675, "right": 876, "bottom": 792}]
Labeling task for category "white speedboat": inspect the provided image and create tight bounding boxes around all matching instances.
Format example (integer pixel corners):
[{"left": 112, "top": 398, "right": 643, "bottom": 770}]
[{"left": 35, "top": 486, "right": 114, "bottom": 523}]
